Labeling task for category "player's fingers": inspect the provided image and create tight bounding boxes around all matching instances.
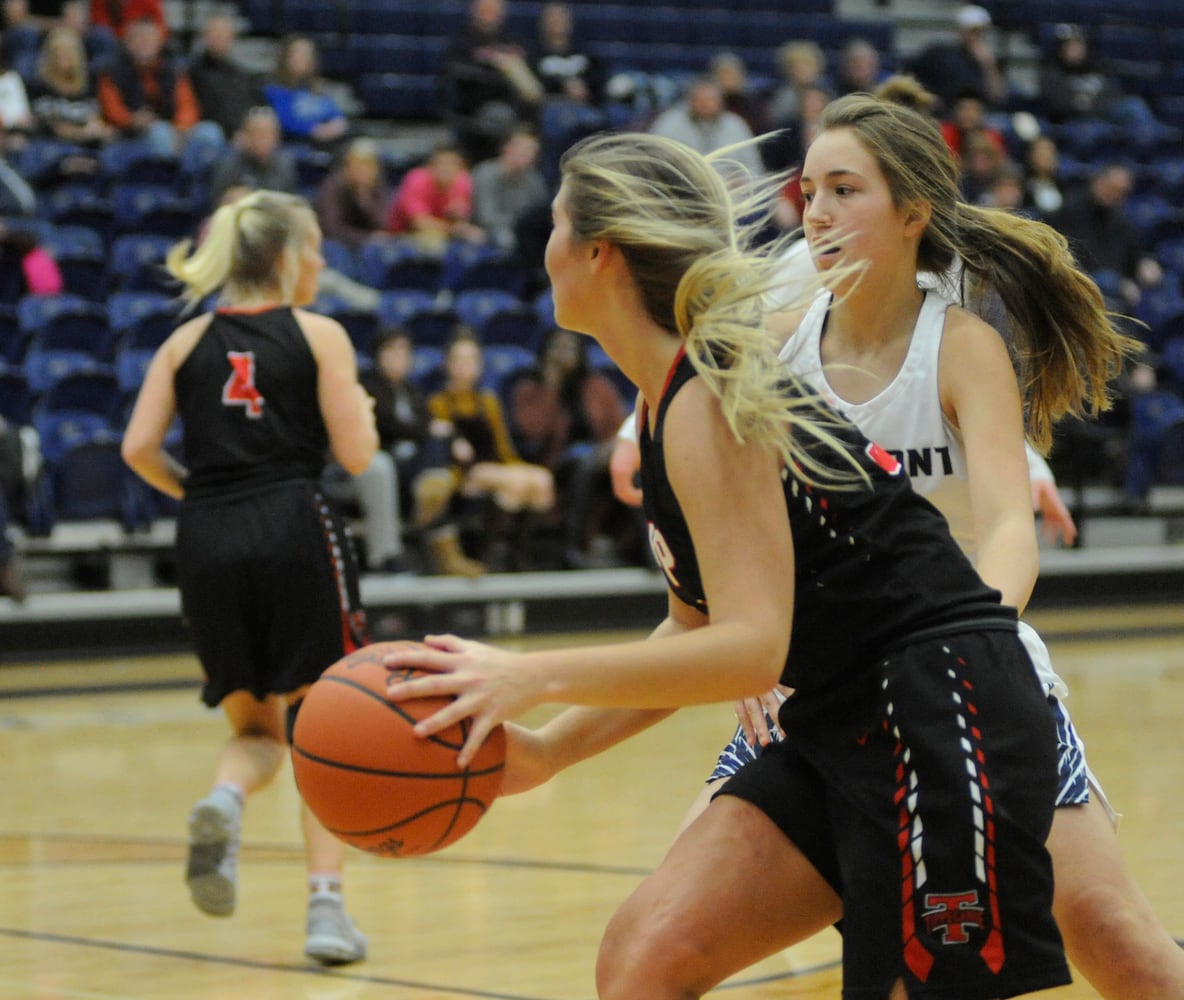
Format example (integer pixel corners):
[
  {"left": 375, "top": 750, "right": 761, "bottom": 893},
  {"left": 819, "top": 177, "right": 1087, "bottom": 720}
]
[
  {"left": 457, "top": 719, "right": 497, "bottom": 769},
  {"left": 385, "top": 669, "right": 461, "bottom": 701},
  {"left": 381, "top": 637, "right": 460, "bottom": 672}
]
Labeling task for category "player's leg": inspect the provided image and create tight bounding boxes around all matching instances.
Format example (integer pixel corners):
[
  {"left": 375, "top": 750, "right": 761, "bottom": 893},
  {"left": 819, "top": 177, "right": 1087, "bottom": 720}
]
[
  {"left": 186, "top": 692, "right": 288, "bottom": 917},
  {"left": 597, "top": 793, "right": 842, "bottom": 1000},
  {"left": 286, "top": 688, "right": 368, "bottom": 966},
  {"left": 1049, "top": 795, "right": 1184, "bottom": 998}
]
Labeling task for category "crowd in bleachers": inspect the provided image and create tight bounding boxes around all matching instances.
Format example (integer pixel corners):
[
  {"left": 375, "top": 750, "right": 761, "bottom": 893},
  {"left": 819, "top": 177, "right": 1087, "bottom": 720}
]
[{"left": 4, "top": 0, "right": 1184, "bottom": 596}]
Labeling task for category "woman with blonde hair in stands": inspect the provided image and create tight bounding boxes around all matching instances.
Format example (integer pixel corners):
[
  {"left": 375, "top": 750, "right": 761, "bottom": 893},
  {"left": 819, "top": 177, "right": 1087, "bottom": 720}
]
[{"left": 122, "top": 189, "right": 375, "bottom": 966}]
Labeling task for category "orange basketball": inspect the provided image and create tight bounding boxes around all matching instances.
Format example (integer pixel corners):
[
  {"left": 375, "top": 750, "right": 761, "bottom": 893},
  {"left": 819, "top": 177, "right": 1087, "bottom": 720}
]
[{"left": 291, "top": 641, "right": 506, "bottom": 857}]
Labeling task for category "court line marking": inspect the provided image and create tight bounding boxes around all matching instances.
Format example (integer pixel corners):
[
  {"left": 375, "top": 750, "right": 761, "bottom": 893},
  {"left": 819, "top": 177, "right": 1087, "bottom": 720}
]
[{"left": 0, "top": 926, "right": 841, "bottom": 998}]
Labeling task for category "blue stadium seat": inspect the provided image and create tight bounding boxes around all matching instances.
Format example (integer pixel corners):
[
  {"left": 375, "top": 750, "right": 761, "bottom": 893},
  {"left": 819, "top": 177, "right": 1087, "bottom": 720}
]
[
  {"left": 439, "top": 247, "right": 530, "bottom": 297},
  {"left": 100, "top": 142, "right": 182, "bottom": 188},
  {"left": 30, "top": 368, "right": 120, "bottom": 463},
  {"left": 377, "top": 288, "right": 439, "bottom": 326},
  {"left": 107, "top": 290, "right": 178, "bottom": 342},
  {"left": 110, "top": 235, "right": 176, "bottom": 293},
  {"left": 404, "top": 305, "right": 461, "bottom": 348},
  {"left": 51, "top": 244, "right": 109, "bottom": 302},
  {"left": 360, "top": 241, "right": 443, "bottom": 292},
  {"left": 19, "top": 139, "right": 95, "bottom": 191},
  {"left": 478, "top": 304, "right": 542, "bottom": 350},
  {"left": 313, "top": 293, "right": 380, "bottom": 357},
  {"left": 0, "top": 305, "right": 26, "bottom": 364},
  {"left": 356, "top": 73, "right": 442, "bottom": 121},
  {"left": 454, "top": 287, "right": 524, "bottom": 328},
  {"left": 481, "top": 343, "right": 536, "bottom": 393},
  {"left": 42, "top": 428, "right": 147, "bottom": 530},
  {"left": 112, "top": 185, "right": 199, "bottom": 240},
  {"left": 43, "top": 186, "right": 115, "bottom": 245},
  {"left": 0, "top": 367, "right": 33, "bottom": 423},
  {"left": 18, "top": 294, "right": 114, "bottom": 363},
  {"left": 321, "top": 238, "right": 360, "bottom": 281}
]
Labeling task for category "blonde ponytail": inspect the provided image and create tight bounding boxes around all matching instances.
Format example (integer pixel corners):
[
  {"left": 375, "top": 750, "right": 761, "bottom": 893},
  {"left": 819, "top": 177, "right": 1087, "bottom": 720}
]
[{"left": 167, "top": 190, "right": 316, "bottom": 309}]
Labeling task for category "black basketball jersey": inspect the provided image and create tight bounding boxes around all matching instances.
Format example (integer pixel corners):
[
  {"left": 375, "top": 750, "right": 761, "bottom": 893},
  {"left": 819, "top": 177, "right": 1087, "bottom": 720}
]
[
  {"left": 640, "top": 349, "right": 1011, "bottom": 695},
  {"left": 175, "top": 307, "right": 329, "bottom": 500}
]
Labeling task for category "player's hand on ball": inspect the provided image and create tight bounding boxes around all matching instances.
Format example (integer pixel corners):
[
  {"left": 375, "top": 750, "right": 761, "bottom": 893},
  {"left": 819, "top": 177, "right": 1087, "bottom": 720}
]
[{"left": 385, "top": 634, "right": 538, "bottom": 767}]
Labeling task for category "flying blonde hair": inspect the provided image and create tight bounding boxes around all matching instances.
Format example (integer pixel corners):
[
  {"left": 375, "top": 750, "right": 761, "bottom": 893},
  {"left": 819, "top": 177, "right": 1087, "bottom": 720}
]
[
  {"left": 558, "top": 131, "right": 868, "bottom": 487},
  {"left": 166, "top": 190, "right": 317, "bottom": 309}
]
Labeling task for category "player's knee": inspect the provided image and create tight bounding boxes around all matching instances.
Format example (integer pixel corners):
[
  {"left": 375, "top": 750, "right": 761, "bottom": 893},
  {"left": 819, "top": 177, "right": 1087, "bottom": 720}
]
[
  {"left": 285, "top": 699, "right": 303, "bottom": 745},
  {"left": 597, "top": 898, "right": 704, "bottom": 998}
]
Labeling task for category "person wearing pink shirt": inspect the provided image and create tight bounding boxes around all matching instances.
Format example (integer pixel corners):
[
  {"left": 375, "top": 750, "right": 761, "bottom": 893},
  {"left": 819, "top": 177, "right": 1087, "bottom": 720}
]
[{"left": 385, "top": 143, "right": 485, "bottom": 255}]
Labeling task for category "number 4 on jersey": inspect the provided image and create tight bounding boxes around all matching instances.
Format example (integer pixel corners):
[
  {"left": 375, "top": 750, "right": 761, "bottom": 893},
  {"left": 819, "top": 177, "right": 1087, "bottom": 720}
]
[{"left": 223, "top": 351, "right": 265, "bottom": 418}]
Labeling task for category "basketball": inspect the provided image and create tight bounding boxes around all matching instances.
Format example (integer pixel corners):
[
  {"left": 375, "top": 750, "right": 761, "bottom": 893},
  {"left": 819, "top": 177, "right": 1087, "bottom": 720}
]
[{"left": 291, "top": 641, "right": 506, "bottom": 857}]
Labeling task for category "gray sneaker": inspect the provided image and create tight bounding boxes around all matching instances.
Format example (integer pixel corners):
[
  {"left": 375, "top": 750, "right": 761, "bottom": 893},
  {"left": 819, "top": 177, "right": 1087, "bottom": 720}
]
[
  {"left": 304, "top": 891, "right": 368, "bottom": 965},
  {"left": 185, "top": 789, "right": 241, "bottom": 917}
]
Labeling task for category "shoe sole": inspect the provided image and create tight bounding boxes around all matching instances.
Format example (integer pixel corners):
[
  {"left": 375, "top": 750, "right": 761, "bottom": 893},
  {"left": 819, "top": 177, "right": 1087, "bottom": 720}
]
[
  {"left": 186, "top": 803, "right": 236, "bottom": 917},
  {"left": 305, "top": 934, "right": 367, "bottom": 965}
]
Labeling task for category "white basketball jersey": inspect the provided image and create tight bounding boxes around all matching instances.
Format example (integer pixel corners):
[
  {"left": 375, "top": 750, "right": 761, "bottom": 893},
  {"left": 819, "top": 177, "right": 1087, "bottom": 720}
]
[{"left": 779, "top": 290, "right": 976, "bottom": 557}]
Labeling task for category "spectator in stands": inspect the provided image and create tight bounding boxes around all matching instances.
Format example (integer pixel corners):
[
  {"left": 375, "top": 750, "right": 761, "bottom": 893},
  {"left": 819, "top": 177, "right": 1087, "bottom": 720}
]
[
  {"left": 440, "top": 0, "right": 543, "bottom": 165},
  {"left": 263, "top": 34, "right": 348, "bottom": 151},
  {"left": 760, "top": 81, "right": 829, "bottom": 173},
  {"left": 834, "top": 37, "right": 887, "bottom": 98},
  {"left": 313, "top": 136, "right": 390, "bottom": 252},
  {"left": 28, "top": 25, "right": 114, "bottom": 148},
  {"left": 428, "top": 329, "right": 554, "bottom": 571},
  {"left": 97, "top": 16, "right": 222, "bottom": 156},
  {"left": 1037, "top": 22, "right": 1159, "bottom": 129},
  {"left": 209, "top": 105, "right": 297, "bottom": 204},
  {"left": 980, "top": 159, "right": 1026, "bottom": 212},
  {"left": 188, "top": 13, "right": 263, "bottom": 141},
  {"left": 471, "top": 125, "right": 549, "bottom": 252},
  {"left": 908, "top": 4, "right": 1009, "bottom": 113},
  {"left": 0, "top": 219, "right": 62, "bottom": 291},
  {"left": 508, "top": 326, "right": 639, "bottom": 569},
  {"left": 530, "top": 1, "right": 603, "bottom": 108},
  {"left": 708, "top": 51, "right": 765, "bottom": 135},
  {"left": 1050, "top": 161, "right": 1164, "bottom": 312},
  {"left": 386, "top": 142, "right": 485, "bottom": 256},
  {"left": 1120, "top": 360, "right": 1184, "bottom": 506},
  {"left": 958, "top": 130, "right": 1008, "bottom": 204},
  {"left": 872, "top": 72, "right": 940, "bottom": 120},
  {"left": 89, "top": 0, "right": 165, "bottom": 40},
  {"left": 59, "top": 0, "right": 114, "bottom": 65},
  {"left": 1022, "top": 134, "right": 1066, "bottom": 219},
  {"left": 938, "top": 87, "right": 1006, "bottom": 162},
  {"left": 766, "top": 39, "right": 828, "bottom": 127},
  {"left": 2, "top": 0, "right": 45, "bottom": 68},
  {"left": 649, "top": 76, "right": 763, "bottom": 179},
  {"left": 360, "top": 326, "right": 485, "bottom": 577},
  {"left": 0, "top": 47, "right": 33, "bottom": 153}
]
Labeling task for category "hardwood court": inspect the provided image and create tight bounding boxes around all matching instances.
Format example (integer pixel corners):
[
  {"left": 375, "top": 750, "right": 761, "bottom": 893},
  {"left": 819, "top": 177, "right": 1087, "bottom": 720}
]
[{"left": 1, "top": 615, "right": 1182, "bottom": 999}]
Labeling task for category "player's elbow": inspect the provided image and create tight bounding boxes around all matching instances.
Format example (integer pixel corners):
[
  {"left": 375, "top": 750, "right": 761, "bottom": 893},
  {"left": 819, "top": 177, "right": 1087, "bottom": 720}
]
[
  {"left": 335, "top": 436, "right": 379, "bottom": 477},
  {"left": 120, "top": 431, "right": 155, "bottom": 473}
]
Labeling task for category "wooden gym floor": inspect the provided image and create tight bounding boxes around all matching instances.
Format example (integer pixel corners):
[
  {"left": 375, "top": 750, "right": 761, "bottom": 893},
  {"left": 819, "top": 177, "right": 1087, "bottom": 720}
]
[{"left": 1, "top": 613, "right": 1183, "bottom": 998}]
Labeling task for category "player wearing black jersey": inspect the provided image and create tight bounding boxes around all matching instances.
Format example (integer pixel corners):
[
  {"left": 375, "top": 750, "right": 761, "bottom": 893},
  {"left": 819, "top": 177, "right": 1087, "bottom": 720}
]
[
  {"left": 380, "top": 134, "right": 1070, "bottom": 998},
  {"left": 123, "top": 190, "right": 377, "bottom": 965}
]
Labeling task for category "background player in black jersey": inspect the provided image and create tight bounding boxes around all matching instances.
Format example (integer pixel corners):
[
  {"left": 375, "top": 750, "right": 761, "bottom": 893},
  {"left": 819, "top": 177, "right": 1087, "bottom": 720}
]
[
  {"left": 381, "top": 134, "right": 1072, "bottom": 998},
  {"left": 122, "top": 190, "right": 377, "bottom": 965}
]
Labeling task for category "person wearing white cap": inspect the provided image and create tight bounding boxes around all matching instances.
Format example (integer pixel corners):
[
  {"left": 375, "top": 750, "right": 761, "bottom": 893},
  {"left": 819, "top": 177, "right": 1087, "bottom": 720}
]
[{"left": 908, "top": 3, "right": 1008, "bottom": 112}]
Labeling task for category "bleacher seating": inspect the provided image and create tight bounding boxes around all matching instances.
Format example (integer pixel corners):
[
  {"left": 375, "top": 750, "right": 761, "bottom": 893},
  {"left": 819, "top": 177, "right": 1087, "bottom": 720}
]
[{"left": 12, "top": 0, "right": 1184, "bottom": 554}]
